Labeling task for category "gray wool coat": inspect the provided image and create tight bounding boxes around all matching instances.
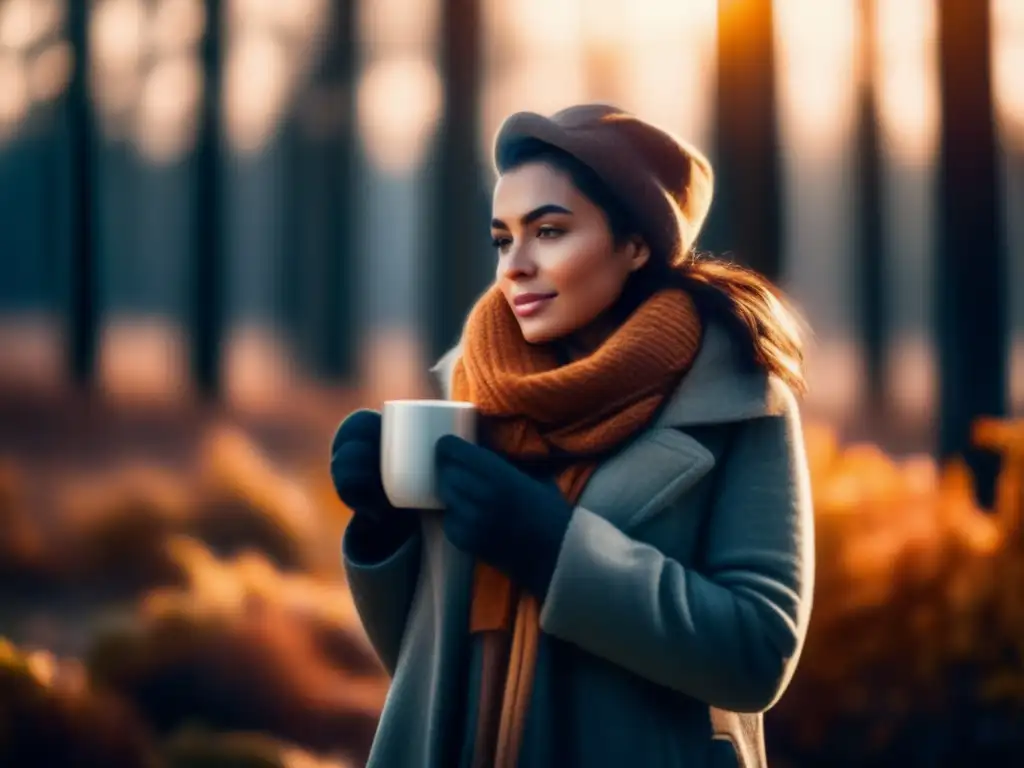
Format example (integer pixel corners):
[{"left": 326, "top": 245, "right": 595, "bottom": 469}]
[{"left": 342, "top": 317, "right": 815, "bottom": 768}]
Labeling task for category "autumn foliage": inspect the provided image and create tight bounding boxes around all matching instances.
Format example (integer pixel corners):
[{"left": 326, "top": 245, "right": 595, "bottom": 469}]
[
  {"left": 1, "top": 417, "right": 1023, "bottom": 765},
  {"left": 769, "top": 418, "right": 1024, "bottom": 762}
]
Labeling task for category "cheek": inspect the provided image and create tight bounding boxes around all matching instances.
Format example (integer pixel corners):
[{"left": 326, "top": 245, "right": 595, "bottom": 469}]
[{"left": 545, "top": 240, "right": 625, "bottom": 307}]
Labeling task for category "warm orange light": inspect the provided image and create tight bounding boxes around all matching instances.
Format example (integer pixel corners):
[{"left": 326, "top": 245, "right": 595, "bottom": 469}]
[
  {"left": 89, "top": 0, "right": 145, "bottom": 134},
  {"left": 479, "top": 0, "right": 717, "bottom": 163},
  {"left": 27, "top": 40, "right": 72, "bottom": 103},
  {"left": 98, "top": 320, "right": 190, "bottom": 403},
  {"left": 0, "top": 51, "right": 28, "bottom": 142},
  {"left": 478, "top": 0, "right": 586, "bottom": 166},
  {"left": 272, "top": 0, "right": 328, "bottom": 41},
  {"left": 135, "top": 54, "right": 203, "bottom": 163},
  {"left": 150, "top": 0, "right": 207, "bottom": 56},
  {"left": 618, "top": 0, "right": 717, "bottom": 148},
  {"left": 774, "top": 0, "right": 858, "bottom": 157},
  {"left": 227, "top": 0, "right": 277, "bottom": 30},
  {"left": 993, "top": 0, "right": 1024, "bottom": 151},
  {"left": 360, "top": 0, "right": 437, "bottom": 55},
  {"left": 0, "top": 0, "right": 63, "bottom": 53},
  {"left": 220, "top": 0, "right": 330, "bottom": 156},
  {"left": 356, "top": 56, "right": 443, "bottom": 174},
  {"left": 90, "top": 0, "right": 147, "bottom": 75},
  {"left": 480, "top": 55, "right": 586, "bottom": 163},
  {"left": 354, "top": 0, "right": 440, "bottom": 173},
  {"left": 580, "top": 0, "right": 623, "bottom": 52},
  {"left": 223, "top": 30, "right": 291, "bottom": 154},
  {"left": 490, "top": 0, "right": 584, "bottom": 50},
  {"left": 875, "top": 0, "right": 939, "bottom": 165}
]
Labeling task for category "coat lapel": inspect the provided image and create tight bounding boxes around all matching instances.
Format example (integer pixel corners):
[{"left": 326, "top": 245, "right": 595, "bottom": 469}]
[
  {"left": 654, "top": 321, "right": 787, "bottom": 429},
  {"left": 575, "top": 426, "right": 715, "bottom": 530}
]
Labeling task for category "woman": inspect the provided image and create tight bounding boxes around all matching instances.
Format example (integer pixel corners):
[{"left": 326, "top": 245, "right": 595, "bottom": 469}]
[{"left": 331, "top": 104, "right": 814, "bottom": 768}]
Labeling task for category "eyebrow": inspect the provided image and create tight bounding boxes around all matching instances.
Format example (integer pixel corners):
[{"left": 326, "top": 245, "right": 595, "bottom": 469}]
[{"left": 491, "top": 204, "right": 572, "bottom": 231}]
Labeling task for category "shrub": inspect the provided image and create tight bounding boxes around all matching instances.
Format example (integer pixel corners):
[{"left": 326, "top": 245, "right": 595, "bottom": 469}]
[{"left": 0, "top": 638, "right": 158, "bottom": 768}]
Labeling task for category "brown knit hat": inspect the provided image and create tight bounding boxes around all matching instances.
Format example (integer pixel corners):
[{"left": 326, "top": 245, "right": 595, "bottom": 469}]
[{"left": 493, "top": 103, "right": 715, "bottom": 265}]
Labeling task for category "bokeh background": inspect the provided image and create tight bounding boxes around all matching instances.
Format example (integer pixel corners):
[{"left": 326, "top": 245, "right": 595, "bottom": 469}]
[{"left": 0, "top": 0, "right": 1022, "bottom": 766}]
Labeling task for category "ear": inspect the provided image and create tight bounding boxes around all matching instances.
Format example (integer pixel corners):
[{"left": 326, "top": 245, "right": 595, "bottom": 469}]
[{"left": 623, "top": 236, "right": 651, "bottom": 273}]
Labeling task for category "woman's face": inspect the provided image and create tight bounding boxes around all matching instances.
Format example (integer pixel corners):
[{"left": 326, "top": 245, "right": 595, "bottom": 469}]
[{"left": 490, "top": 162, "right": 649, "bottom": 345}]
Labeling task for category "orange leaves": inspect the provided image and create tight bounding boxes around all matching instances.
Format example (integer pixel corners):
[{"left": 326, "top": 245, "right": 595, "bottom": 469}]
[{"left": 772, "top": 418, "right": 1024, "bottom": 751}]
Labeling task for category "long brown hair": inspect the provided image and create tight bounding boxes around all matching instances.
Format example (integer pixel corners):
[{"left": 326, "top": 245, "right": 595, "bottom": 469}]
[
  {"left": 676, "top": 256, "right": 808, "bottom": 396},
  {"left": 499, "top": 139, "right": 809, "bottom": 397}
]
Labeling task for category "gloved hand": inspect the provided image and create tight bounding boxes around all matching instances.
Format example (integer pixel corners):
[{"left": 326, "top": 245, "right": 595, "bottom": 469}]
[
  {"left": 331, "top": 410, "right": 416, "bottom": 559},
  {"left": 434, "top": 435, "right": 574, "bottom": 601}
]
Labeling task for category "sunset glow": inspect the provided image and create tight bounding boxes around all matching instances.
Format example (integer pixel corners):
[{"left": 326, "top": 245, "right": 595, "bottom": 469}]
[
  {"left": 357, "top": 0, "right": 441, "bottom": 173},
  {"left": 618, "top": 0, "right": 717, "bottom": 148},
  {"left": 0, "top": 51, "right": 29, "bottom": 138},
  {"left": 875, "top": 0, "right": 939, "bottom": 165},
  {"left": 480, "top": 0, "right": 716, "bottom": 169},
  {"left": 356, "top": 55, "right": 443, "bottom": 174},
  {"left": 479, "top": 0, "right": 586, "bottom": 167},
  {"left": 993, "top": 0, "right": 1024, "bottom": 151},
  {"left": 774, "top": 0, "right": 858, "bottom": 158},
  {"left": 0, "top": 0, "right": 63, "bottom": 52},
  {"left": 223, "top": 0, "right": 328, "bottom": 156}
]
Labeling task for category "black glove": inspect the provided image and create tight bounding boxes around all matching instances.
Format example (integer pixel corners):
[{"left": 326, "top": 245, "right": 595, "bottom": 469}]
[
  {"left": 331, "top": 410, "right": 416, "bottom": 560},
  {"left": 434, "top": 435, "right": 574, "bottom": 601}
]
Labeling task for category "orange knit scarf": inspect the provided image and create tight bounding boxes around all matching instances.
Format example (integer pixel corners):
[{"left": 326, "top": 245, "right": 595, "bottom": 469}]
[{"left": 450, "top": 282, "right": 704, "bottom": 768}]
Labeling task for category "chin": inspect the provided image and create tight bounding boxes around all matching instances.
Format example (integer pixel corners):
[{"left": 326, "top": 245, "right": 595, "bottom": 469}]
[{"left": 516, "top": 319, "right": 566, "bottom": 345}]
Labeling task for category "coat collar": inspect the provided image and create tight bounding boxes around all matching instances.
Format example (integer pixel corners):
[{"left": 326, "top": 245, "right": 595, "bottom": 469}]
[{"left": 428, "top": 316, "right": 789, "bottom": 428}]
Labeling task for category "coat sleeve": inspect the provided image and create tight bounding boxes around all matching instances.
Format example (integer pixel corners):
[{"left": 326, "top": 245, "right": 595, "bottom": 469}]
[
  {"left": 342, "top": 521, "right": 423, "bottom": 676},
  {"left": 538, "top": 389, "right": 815, "bottom": 713},
  {"left": 340, "top": 348, "right": 455, "bottom": 675}
]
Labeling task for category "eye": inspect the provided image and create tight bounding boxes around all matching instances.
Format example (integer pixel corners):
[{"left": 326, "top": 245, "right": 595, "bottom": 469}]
[
  {"left": 537, "top": 226, "right": 564, "bottom": 239},
  {"left": 491, "top": 235, "right": 512, "bottom": 252}
]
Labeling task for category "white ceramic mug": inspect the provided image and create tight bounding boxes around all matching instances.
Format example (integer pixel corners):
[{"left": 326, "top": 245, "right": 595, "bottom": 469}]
[{"left": 380, "top": 399, "right": 478, "bottom": 509}]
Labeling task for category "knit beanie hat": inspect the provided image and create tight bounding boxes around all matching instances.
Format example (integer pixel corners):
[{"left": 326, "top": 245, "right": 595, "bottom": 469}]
[{"left": 493, "top": 104, "right": 714, "bottom": 265}]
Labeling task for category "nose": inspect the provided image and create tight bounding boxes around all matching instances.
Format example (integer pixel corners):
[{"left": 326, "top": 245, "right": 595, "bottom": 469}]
[{"left": 501, "top": 242, "right": 537, "bottom": 280}]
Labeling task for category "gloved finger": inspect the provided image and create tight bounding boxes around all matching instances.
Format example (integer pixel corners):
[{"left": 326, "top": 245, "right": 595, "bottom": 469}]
[
  {"left": 331, "top": 450, "right": 379, "bottom": 490},
  {"left": 331, "top": 439, "right": 379, "bottom": 471},
  {"left": 330, "top": 410, "right": 382, "bottom": 456},
  {"left": 332, "top": 472, "right": 378, "bottom": 502},
  {"left": 435, "top": 434, "right": 510, "bottom": 479},
  {"left": 441, "top": 511, "right": 478, "bottom": 554},
  {"left": 434, "top": 470, "right": 467, "bottom": 509},
  {"left": 332, "top": 477, "right": 380, "bottom": 510},
  {"left": 437, "top": 463, "right": 493, "bottom": 507},
  {"left": 348, "top": 500, "right": 385, "bottom": 525}
]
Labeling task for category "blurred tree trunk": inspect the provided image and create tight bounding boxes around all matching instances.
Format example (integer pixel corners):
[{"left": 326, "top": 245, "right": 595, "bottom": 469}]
[
  {"left": 192, "top": 0, "right": 224, "bottom": 399},
  {"left": 856, "top": 0, "right": 887, "bottom": 411},
  {"left": 937, "top": 0, "right": 1007, "bottom": 507},
  {"left": 285, "top": 2, "right": 358, "bottom": 382},
  {"left": 67, "top": 0, "right": 97, "bottom": 388},
  {"left": 427, "top": 0, "right": 491, "bottom": 360},
  {"left": 706, "top": 0, "right": 782, "bottom": 280}
]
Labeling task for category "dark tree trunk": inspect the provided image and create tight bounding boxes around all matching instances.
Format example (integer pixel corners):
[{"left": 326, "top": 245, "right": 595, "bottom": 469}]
[
  {"left": 856, "top": 0, "right": 887, "bottom": 411},
  {"left": 192, "top": 0, "right": 225, "bottom": 398},
  {"left": 67, "top": 0, "right": 97, "bottom": 388},
  {"left": 936, "top": 0, "right": 1007, "bottom": 507},
  {"left": 285, "top": 1, "right": 358, "bottom": 382},
  {"left": 427, "top": 0, "right": 490, "bottom": 360},
  {"left": 706, "top": 0, "right": 783, "bottom": 280}
]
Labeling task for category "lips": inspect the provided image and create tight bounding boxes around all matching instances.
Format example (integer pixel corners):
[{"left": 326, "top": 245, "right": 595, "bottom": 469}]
[
  {"left": 513, "top": 292, "right": 557, "bottom": 306},
  {"left": 511, "top": 292, "right": 557, "bottom": 318}
]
